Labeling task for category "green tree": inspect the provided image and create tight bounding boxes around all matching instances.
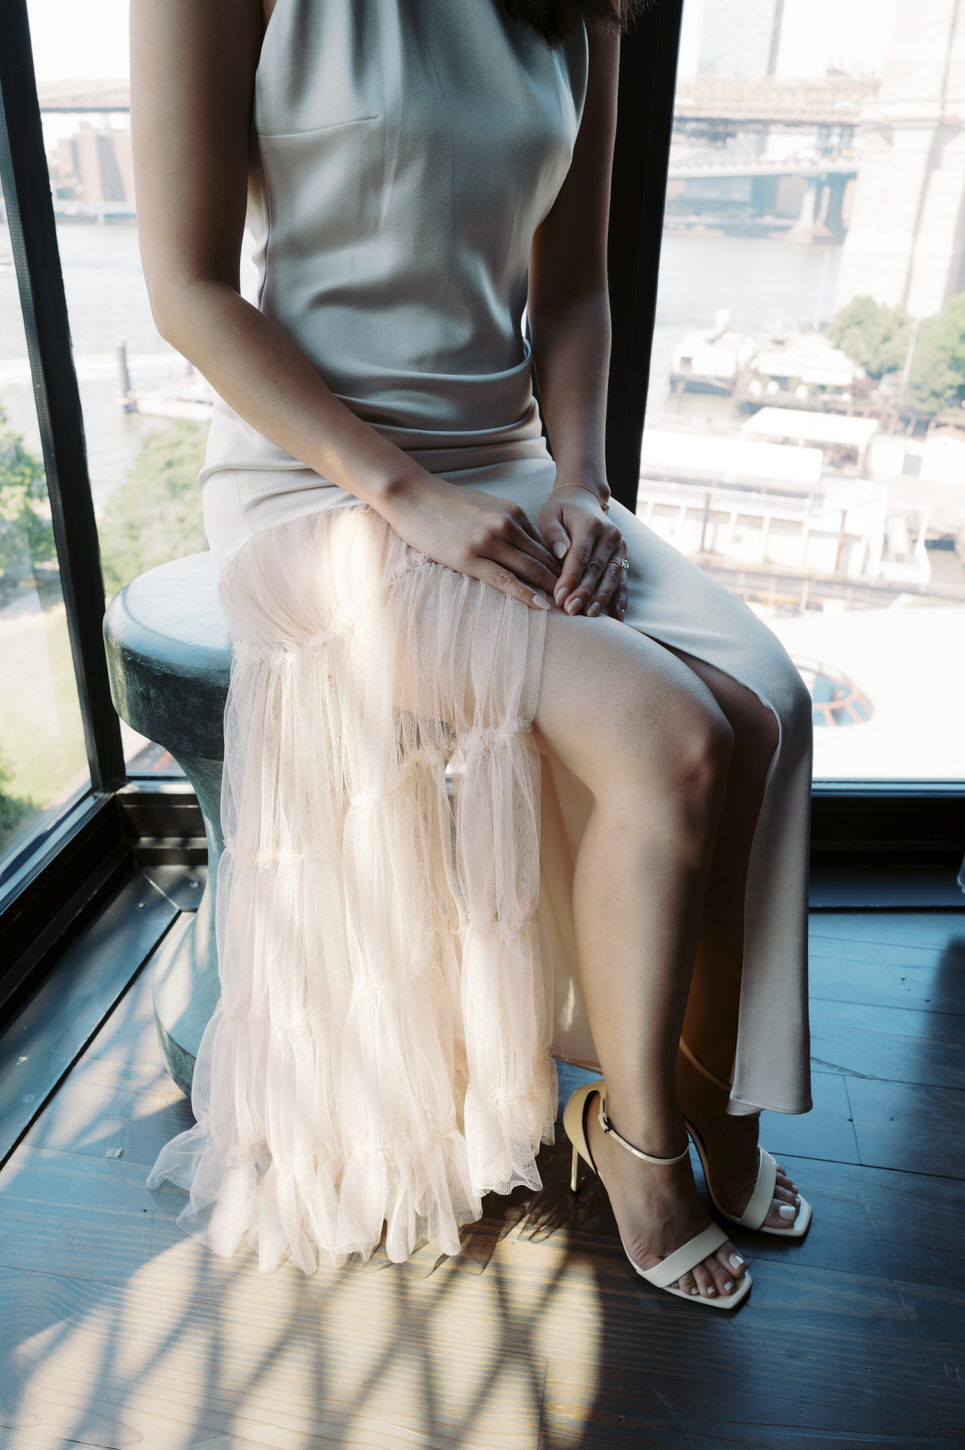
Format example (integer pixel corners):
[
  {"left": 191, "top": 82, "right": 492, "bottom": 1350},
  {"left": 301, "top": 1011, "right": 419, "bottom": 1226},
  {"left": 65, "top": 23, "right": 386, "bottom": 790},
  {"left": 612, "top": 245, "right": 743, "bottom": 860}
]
[
  {"left": 827, "top": 295, "right": 912, "bottom": 378},
  {"left": 0, "top": 401, "right": 56, "bottom": 600},
  {"left": 902, "top": 292, "right": 965, "bottom": 415},
  {"left": 97, "top": 419, "right": 208, "bottom": 600},
  {"left": 0, "top": 745, "right": 34, "bottom": 848}
]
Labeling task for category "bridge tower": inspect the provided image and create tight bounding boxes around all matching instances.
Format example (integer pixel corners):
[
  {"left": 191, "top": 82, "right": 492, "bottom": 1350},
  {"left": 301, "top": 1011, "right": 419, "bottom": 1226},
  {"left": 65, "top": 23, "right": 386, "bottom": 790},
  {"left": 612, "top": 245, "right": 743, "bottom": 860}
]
[{"left": 834, "top": 0, "right": 965, "bottom": 319}]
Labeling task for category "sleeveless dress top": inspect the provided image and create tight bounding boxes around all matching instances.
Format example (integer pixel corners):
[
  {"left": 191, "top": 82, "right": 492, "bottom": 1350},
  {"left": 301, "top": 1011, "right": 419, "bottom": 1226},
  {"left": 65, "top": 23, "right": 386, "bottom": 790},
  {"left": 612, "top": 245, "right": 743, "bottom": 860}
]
[{"left": 199, "top": 0, "right": 590, "bottom": 485}]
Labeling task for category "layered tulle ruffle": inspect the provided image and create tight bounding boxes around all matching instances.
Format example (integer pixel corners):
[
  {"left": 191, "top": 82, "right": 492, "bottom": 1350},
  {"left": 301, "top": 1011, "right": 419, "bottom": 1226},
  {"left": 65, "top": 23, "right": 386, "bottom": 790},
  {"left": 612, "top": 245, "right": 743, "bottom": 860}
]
[{"left": 145, "top": 501, "right": 556, "bottom": 1272}]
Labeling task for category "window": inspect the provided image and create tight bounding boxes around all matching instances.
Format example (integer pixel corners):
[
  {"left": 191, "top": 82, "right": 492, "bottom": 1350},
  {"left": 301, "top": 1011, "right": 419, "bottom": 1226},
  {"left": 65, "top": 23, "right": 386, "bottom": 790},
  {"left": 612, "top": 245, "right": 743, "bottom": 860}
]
[
  {"left": 645, "top": 0, "right": 965, "bottom": 782},
  {"left": 0, "top": 163, "right": 90, "bottom": 881}
]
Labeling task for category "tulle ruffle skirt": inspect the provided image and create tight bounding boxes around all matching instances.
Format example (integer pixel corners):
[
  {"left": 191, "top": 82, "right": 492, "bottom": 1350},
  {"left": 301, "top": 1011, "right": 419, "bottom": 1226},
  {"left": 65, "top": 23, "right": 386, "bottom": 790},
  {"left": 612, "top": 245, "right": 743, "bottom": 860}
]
[{"left": 146, "top": 501, "right": 557, "bottom": 1271}]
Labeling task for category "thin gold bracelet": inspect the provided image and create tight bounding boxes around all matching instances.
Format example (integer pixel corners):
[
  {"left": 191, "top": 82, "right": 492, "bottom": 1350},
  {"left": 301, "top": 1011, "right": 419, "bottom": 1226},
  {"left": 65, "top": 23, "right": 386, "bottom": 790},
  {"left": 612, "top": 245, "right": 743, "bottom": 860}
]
[{"left": 550, "top": 481, "right": 610, "bottom": 512}]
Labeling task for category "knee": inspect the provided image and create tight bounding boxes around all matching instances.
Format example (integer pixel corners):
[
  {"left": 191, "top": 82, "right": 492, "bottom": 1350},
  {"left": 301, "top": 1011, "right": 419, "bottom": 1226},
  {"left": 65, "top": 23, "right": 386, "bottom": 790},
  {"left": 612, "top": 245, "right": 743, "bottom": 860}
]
[{"left": 664, "top": 699, "right": 734, "bottom": 846}]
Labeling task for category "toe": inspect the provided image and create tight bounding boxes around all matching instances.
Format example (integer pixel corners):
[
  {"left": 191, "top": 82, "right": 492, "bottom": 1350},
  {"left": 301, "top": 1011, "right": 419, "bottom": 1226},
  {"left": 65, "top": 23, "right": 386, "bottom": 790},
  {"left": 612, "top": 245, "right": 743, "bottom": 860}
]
[
  {"left": 677, "top": 1270, "right": 699, "bottom": 1296},
  {"left": 765, "top": 1194, "right": 802, "bottom": 1230},
  {"left": 708, "top": 1250, "right": 739, "bottom": 1297},
  {"left": 693, "top": 1261, "right": 717, "bottom": 1298},
  {"left": 723, "top": 1243, "right": 748, "bottom": 1278}
]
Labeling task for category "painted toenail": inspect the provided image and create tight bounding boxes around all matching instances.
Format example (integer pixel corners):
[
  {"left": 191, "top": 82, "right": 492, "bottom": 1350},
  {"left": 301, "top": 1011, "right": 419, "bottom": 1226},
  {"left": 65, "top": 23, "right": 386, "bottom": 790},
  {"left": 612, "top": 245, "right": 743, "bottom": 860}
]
[
  {"left": 779, "top": 1204, "right": 797, "bottom": 1220},
  {"left": 690, "top": 1287, "right": 699, "bottom": 1295},
  {"left": 723, "top": 1279, "right": 734, "bottom": 1292},
  {"left": 706, "top": 1285, "right": 716, "bottom": 1295},
  {"left": 729, "top": 1253, "right": 744, "bottom": 1269}
]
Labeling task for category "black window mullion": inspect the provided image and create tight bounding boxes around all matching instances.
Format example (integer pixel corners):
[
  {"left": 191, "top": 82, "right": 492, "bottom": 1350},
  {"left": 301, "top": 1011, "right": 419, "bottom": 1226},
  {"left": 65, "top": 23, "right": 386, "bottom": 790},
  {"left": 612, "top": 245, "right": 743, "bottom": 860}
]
[
  {"left": 605, "top": 0, "right": 684, "bottom": 514},
  {"left": 0, "top": 0, "right": 126, "bottom": 795}
]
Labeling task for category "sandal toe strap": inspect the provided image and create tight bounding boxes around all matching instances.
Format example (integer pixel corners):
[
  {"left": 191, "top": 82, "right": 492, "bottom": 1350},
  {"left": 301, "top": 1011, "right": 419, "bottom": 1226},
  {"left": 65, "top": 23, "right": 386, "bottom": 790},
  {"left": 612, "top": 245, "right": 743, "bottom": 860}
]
[
  {"left": 641, "top": 1222, "right": 729, "bottom": 1289},
  {"left": 735, "top": 1146, "right": 778, "bottom": 1229}
]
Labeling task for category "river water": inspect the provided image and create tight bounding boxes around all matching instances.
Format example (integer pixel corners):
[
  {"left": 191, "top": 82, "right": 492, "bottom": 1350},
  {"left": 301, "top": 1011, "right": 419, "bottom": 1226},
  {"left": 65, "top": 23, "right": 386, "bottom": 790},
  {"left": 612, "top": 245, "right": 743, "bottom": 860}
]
[{"left": 0, "top": 218, "right": 841, "bottom": 504}]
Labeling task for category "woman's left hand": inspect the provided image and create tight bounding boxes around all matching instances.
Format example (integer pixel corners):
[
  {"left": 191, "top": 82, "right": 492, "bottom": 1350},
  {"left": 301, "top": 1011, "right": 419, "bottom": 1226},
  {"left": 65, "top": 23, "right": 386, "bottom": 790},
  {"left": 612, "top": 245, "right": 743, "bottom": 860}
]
[{"left": 536, "top": 483, "right": 629, "bottom": 621}]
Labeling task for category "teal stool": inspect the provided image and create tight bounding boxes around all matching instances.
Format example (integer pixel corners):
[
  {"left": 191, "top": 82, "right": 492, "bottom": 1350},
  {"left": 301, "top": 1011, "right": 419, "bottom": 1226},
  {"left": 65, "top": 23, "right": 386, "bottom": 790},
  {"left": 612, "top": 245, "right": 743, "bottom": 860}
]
[{"left": 102, "top": 552, "right": 230, "bottom": 1096}]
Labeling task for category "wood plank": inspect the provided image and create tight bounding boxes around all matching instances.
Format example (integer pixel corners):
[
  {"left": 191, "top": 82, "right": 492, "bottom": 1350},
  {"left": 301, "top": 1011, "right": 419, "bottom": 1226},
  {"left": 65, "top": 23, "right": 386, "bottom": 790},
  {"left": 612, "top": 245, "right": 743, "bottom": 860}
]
[
  {"left": 808, "top": 999, "right": 965, "bottom": 1091},
  {"left": 532, "top": 1244, "right": 964, "bottom": 1442},
  {"left": 0, "top": 1255, "right": 546, "bottom": 1450},
  {"left": 540, "top": 1422, "right": 961, "bottom": 1449},
  {"left": 808, "top": 912, "right": 965, "bottom": 949},
  {"left": 753, "top": 1068, "right": 859, "bottom": 1165},
  {"left": 808, "top": 945, "right": 965, "bottom": 1016},
  {"left": 19, "top": 1059, "right": 192, "bottom": 1168},
  {"left": 846, "top": 1076, "right": 965, "bottom": 1178}
]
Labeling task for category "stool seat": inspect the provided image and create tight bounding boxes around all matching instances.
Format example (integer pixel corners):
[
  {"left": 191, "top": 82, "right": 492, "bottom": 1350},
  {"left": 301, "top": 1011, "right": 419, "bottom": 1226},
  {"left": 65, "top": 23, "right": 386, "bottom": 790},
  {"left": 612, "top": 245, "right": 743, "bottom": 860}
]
[
  {"left": 103, "top": 552, "right": 233, "bottom": 1096},
  {"left": 104, "top": 552, "right": 231, "bottom": 761}
]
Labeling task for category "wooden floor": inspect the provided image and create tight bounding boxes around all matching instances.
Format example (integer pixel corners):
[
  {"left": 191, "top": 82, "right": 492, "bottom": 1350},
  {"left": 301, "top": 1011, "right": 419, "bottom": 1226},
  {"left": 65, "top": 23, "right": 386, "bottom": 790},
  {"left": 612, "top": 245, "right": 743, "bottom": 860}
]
[{"left": 1, "top": 902, "right": 964, "bottom": 1448}]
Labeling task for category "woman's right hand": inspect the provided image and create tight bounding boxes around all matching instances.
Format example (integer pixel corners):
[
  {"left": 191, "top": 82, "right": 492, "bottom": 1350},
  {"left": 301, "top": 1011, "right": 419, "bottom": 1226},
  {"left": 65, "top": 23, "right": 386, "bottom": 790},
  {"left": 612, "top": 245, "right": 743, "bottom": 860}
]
[{"left": 378, "top": 466, "right": 563, "bottom": 610}]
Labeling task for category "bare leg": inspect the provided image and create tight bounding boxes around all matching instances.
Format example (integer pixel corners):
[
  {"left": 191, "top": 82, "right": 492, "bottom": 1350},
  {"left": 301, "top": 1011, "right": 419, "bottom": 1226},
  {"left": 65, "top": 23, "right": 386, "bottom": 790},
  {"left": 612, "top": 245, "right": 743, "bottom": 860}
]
[
  {"left": 531, "top": 610, "right": 748, "bottom": 1299},
  {"left": 661, "top": 645, "right": 803, "bottom": 1232}
]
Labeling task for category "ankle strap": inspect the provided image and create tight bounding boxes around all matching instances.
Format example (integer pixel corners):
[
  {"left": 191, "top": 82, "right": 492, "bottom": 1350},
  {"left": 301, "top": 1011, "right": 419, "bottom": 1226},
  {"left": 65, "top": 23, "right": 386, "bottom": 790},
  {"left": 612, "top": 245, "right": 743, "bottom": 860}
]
[
  {"left": 679, "top": 1037, "right": 733, "bottom": 1094},
  {"left": 598, "top": 1093, "right": 690, "bottom": 1165}
]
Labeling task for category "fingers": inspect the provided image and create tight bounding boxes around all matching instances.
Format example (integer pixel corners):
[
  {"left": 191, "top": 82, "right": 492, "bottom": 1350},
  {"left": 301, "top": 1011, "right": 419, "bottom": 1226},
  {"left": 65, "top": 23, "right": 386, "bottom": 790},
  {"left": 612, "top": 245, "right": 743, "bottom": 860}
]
[
  {"left": 477, "top": 559, "right": 552, "bottom": 611},
  {"left": 586, "top": 550, "right": 628, "bottom": 620},
  {"left": 503, "top": 517, "right": 562, "bottom": 594},
  {"left": 606, "top": 567, "right": 629, "bottom": 622},
  {"left": 554, "top": 525, "right": 626, "bottom": 618}
]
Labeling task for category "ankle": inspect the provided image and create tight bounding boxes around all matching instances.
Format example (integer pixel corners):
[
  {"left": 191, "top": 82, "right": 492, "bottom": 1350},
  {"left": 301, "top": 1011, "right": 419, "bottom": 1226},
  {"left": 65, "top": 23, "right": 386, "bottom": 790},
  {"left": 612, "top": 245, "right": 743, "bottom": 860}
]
[{"left": 595, "top": 1091, "right": 689, "bottom": 1162}]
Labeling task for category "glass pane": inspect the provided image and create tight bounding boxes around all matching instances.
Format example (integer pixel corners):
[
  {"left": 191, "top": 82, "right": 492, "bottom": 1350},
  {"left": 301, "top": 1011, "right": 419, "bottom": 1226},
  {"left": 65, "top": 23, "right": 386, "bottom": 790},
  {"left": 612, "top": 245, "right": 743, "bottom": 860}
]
[
  {"left": 0, "top": 170, "right": 91, "bottom": 886},
  {"left": 27, "top": 0, "right": 230, "bottom": 780},
  {"left": 648, "top": 0, "right": 965, "bottom": 781}
]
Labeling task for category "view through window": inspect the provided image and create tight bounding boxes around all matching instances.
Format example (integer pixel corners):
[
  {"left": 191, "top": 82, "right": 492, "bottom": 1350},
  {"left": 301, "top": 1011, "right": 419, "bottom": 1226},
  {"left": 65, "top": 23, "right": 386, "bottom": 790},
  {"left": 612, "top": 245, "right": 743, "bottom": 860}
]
[
  {"left": 647, "top": 0, "right": 965, "bottom": 780},
  {"left": 6, "top": 0, "right": 228, "bottom": 824},
  {"left": 10, "top": 0, "right": 965, "bottom": 807},
  {"left": 0, "top": 161, "right": 90, "bottom": 879}
]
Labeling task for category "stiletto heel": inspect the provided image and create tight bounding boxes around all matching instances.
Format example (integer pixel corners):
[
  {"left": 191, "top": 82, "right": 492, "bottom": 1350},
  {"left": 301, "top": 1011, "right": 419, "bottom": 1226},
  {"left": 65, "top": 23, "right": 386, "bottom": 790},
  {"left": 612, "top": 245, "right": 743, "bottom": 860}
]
[
  {"left": 562, "top": 1079, "right": 752, "bottom": 1309},
  {"left": 678, "top": 1038, "right": 812, "bottom": 1239}
]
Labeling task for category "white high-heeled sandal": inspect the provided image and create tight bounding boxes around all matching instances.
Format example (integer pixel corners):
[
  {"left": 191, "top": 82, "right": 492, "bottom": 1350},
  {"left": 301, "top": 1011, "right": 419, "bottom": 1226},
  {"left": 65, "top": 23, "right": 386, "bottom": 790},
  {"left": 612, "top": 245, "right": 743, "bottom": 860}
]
[
  {"left": 563, "top": 1079, "right": 752, "bottom": 1309},
  {"left": 679, "top": 1039, "right": 812, "bottom": 1239}
]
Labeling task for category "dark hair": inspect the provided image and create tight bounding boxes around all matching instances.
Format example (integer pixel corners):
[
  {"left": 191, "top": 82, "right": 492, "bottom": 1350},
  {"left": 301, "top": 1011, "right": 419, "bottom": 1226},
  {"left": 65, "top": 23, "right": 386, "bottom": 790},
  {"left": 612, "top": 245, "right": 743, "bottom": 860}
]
[{"left": 499, "top": 0, "right": 654, "bottom": 47}]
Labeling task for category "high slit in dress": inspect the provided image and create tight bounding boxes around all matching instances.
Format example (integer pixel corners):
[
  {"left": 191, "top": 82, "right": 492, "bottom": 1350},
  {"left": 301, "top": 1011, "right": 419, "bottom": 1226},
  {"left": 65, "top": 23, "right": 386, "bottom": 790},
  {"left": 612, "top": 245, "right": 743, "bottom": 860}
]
[{"left": 145, "top": 0, "right": 813, "bottom": 1274}]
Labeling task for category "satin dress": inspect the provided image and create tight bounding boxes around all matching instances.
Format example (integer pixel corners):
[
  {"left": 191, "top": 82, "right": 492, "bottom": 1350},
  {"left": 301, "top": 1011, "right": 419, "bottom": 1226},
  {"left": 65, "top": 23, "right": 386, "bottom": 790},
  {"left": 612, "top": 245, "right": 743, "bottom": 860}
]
[{"left": 145, "top": 0, "right": 813, "bottom": 1274}]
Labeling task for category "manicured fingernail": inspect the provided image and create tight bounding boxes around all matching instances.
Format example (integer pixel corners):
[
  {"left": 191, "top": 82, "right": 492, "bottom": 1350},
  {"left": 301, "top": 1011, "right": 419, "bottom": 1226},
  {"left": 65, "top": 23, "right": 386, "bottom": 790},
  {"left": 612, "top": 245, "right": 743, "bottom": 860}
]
[
  {"left": 779, "top": 1204, "right": 797, "bottom": 1220},
  {"left": 555, "top": 588, "right": 567, "bottom": 606},
  {"left": 587, "top": 602, "right": 601, "bottom": 617},
  {"left": 565, "top": 597, "right": 580, "bottom": 614},
  {"left": 729, "top": 1253, "right": 744, "bottom": 1269},
  {"left": 531, "top": 594, "right": 549, "bottom": 609},
  {"left": 552, "top": 541, "right": 567, "bottom": 559}
]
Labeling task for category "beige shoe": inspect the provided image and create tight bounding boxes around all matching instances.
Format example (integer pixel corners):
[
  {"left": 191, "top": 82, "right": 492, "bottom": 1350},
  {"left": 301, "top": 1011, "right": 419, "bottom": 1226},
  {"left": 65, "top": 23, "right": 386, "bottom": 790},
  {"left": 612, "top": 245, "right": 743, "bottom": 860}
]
[
  {"left": 679, "top": 1039, "right": 812, "bottom": 1239},
  {"left": 563, "top": 1079, "right": 753, "bottom": 1310}
]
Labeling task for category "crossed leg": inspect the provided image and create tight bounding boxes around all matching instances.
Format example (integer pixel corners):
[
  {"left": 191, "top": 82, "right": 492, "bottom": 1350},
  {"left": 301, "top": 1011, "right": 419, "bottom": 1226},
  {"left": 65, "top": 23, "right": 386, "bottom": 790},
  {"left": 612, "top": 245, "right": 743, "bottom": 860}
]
[{"left": 531, "top": 607, "right": 748, "bottom": 1298}]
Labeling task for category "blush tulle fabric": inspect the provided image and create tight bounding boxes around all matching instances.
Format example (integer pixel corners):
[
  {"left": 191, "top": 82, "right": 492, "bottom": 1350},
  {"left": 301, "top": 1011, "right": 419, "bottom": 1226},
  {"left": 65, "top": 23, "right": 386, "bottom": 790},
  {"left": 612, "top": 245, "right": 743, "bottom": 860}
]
[{"left": 145, "top": 502, "right": 557, "bottom": 1271}]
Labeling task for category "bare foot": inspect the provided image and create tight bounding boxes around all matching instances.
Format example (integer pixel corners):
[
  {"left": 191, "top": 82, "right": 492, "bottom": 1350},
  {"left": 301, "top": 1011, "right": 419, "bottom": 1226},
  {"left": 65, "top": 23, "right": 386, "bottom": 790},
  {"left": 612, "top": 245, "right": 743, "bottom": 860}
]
[
  {"left": 582, "top": 1091, "right": 749, "bottom": 1300},
  {"left": 676, "top": 1045, "right": 803, "bottom": 1232}
]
